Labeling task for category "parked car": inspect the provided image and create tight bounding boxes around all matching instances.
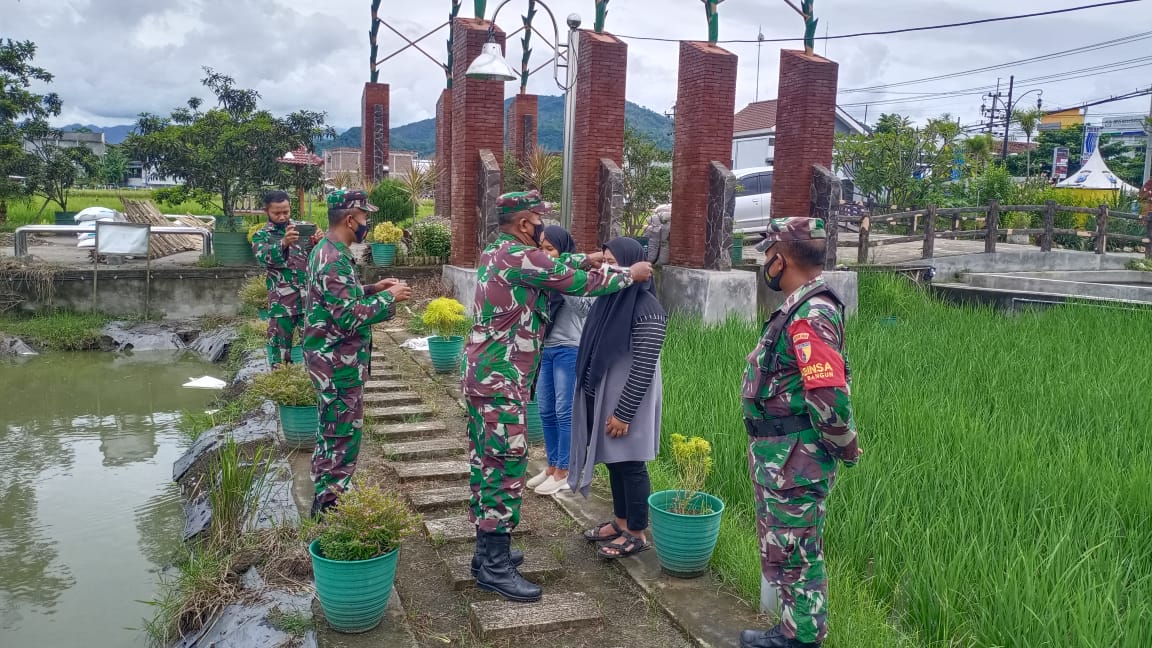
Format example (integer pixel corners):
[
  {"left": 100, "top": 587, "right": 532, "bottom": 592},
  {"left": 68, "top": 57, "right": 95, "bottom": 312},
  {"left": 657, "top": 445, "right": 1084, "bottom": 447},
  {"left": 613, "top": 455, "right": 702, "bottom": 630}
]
[{"left": 733, "top": 166, "right": 773, "bottom": 235}]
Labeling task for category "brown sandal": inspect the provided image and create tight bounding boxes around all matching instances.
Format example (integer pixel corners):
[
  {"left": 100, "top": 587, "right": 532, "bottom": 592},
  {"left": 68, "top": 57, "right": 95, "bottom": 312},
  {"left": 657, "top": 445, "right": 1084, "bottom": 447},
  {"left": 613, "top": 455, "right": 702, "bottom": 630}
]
[
  {"left": 582, "top": 520, "right": 623, "bottom": 542},
  {"left": 596, "top": 530, "right": 650, "bottom": 559}
]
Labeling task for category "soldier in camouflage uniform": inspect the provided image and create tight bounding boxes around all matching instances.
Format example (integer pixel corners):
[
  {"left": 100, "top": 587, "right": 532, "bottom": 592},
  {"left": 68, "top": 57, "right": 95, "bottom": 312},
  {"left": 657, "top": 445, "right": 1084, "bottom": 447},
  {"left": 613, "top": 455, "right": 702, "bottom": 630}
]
[
  {"left": 464, "top": 190, "right": 653, "bottom": 603},
  {"left": 739, "top": 218, "right": 862, "bottom": 648},
  {"left": 251, "top": 190, "right": 321, "bottom": 366},
  {"left": 303, "top": 190, "right": 412, "bottom": 518}
]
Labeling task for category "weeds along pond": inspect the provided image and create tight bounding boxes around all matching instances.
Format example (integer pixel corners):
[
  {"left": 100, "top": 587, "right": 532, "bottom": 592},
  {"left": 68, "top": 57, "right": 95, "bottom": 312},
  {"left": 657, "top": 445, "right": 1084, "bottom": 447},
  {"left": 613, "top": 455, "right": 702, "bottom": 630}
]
[{"left": 0, "top": 351, "right": 216, "bottom": 647}]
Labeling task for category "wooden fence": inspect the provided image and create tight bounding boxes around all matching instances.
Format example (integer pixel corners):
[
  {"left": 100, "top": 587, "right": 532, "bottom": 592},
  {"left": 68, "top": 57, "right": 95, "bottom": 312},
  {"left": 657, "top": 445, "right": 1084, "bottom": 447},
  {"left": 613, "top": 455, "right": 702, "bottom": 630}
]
[{"left": 826, "top": 200, "right": 1151, "bottom": 268}]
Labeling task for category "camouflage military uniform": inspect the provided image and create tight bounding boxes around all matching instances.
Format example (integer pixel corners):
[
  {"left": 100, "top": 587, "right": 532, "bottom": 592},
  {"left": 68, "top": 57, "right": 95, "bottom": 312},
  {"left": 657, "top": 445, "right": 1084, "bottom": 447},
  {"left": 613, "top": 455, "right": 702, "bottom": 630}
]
[
  {"left": 303, "top": 236, "right": 394, "bottom": 506},
  {"left": 463, "top": 193, "right": 634, "bottom": 534},
  {"left": 742, "top": 218, "right": 861, "bottom": 645},
  {"left": 252, "top": 222, "right": 309, "bottom": 365}
]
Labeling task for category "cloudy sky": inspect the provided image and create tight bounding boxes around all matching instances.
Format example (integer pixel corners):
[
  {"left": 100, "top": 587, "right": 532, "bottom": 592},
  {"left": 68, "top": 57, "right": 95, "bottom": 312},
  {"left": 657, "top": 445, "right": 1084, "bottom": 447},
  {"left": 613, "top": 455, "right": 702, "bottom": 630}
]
[{"left": 7, "top": 0, "right": 1152, "bottom": 132}]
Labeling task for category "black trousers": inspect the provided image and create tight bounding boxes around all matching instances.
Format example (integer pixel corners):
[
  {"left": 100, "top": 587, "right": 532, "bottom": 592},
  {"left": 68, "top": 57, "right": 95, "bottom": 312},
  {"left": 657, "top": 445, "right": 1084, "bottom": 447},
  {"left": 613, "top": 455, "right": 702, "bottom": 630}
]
[{"left": 606, "top": 461, "right": 650, "bottom": 532}]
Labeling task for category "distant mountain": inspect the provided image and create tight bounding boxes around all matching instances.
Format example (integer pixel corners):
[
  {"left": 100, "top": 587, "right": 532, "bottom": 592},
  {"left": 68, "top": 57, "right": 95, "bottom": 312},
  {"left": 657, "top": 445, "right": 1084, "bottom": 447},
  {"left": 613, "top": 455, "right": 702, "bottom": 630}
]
[
  {"left": 61, "top": 123, "right": 135, "bottom": 144},
  {"left": 315, "top": 94, "right": 673, "bottom": 157}
]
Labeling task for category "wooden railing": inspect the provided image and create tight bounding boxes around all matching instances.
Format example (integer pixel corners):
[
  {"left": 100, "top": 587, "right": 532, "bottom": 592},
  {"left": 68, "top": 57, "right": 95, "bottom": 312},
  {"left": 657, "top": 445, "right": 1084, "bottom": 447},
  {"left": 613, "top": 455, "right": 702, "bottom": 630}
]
[{"left": 826, "top": 200, "right": 1151, "bottom": 267}]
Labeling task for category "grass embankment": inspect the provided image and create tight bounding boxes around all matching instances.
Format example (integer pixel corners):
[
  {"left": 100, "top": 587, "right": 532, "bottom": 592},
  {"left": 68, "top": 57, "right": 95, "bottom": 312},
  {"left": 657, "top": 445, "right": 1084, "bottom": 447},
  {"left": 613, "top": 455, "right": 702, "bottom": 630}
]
[
  {"left": 655, "top": 273, "right": 1152, "bottom": 647},
  {"left": 0, "top": 311, "right": 112, "bottom": 350}
]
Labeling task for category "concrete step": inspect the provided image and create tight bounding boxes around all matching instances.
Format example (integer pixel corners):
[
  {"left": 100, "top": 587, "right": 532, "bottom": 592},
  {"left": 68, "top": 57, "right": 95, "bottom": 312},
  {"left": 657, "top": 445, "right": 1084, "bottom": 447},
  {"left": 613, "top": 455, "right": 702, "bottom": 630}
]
[
  {"left": 366, "top": 404, "right": 435, "bottom": 422},
  {"left": 372, "top": 420, "right": 449, "bottom": 441},
  {"left": 392, "top": 460, "right": 470, "bottom": 485},
  {"left": 444, "top": 548, "right": 564, "bottom": 591},
  {"left": 469, "top": 593, "right": 600, "bottom": 638},
  {"left": 424, "top": 515, "right": 528, "bottom": 544},
  {"left": 368, "top": 370, "right": 402, "bottom": 381},
  {"left": 371, "top": 353, "right": 390, "bottom": 364},
  {"left": 407, "top": 485, "right": 471, "bottom": 512},
  {"left": 363, "top": 380, "right": 410, "bottom": 393},
  {"left": 363, "top": 391, "right": 423, "bottom": 407},
  {"left": 384, "top": 437, "right": 467, "bottom": 461}
]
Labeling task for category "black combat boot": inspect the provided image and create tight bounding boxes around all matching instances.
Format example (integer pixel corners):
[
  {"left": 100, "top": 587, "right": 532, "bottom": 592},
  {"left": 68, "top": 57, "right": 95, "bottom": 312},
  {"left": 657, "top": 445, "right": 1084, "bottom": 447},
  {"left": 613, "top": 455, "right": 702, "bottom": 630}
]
[
  {"left": 471, "top": 528, "right": 524, "bottom": 577},
  {"left": 475, "top": 531, "right": 542, "bottom": 602},
  {"left": 740, "top": 625, "right": 821, "bottom": 648},
  {"left": 309, "top": 495, "right": 336, "bottom": 520}
]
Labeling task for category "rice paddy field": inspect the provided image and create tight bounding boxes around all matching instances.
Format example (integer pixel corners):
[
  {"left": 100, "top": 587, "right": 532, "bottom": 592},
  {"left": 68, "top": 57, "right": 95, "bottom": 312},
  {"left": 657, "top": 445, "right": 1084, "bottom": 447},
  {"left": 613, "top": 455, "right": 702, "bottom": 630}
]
[{"left": 653, "top": 273, "right": 1152, "bottom": 648}]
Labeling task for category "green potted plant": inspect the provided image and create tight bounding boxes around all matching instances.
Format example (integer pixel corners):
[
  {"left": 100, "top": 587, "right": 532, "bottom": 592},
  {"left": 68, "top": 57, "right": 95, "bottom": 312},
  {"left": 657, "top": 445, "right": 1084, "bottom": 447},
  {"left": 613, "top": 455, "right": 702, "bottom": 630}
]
[
  {"left": 421, "top": 297, "right": 468, "bottom": 374},
  {"left": 308, "top": 481, "right": 420, "bottom": 633},
  {"left": 239, "top": 275, "right": 270, "bottom": 320},
  {"left": 251, "top": 365, "right": 317, "bottom": 449},
  {"left": 731, "top": 232, "right": 745, "bottom": 266},
  {"left": 648, "top": 434, "right": 725, "bottom": 578},
  {"left": 370, "top": 222, "right": 403, "bottom": 267}
]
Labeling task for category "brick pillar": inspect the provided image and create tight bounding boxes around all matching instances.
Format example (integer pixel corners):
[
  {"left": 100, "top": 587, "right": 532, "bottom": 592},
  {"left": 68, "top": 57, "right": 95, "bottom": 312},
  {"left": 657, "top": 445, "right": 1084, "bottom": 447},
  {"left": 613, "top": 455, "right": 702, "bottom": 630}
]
[
  {"left": 361, "top": 82, "right": 390, "bottom": 183},
  {"left": 506, "top": 93, "right": 538, "bottom": 167},
  {"left": 669, "top": 41, "right": 738, "bottom": 268},
  {"left": 770, "top": 50, "right": 839, "bottom": 221},
  {"left": 571, "top": 30, "right": 627, "bottom": 251},
  {"left": 435, "top": 88, "right": 453, "bottom": 220},
  {"left": 450, "top": 18, "right": 506, "bottom": 267}
]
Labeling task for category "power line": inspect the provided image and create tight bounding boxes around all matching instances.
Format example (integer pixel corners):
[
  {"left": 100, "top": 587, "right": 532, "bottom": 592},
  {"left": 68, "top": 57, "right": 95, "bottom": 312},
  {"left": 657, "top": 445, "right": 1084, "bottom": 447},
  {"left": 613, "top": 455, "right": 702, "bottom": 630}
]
[{"left": 614, "top": 1, "right": 1142, "bottom": 44}]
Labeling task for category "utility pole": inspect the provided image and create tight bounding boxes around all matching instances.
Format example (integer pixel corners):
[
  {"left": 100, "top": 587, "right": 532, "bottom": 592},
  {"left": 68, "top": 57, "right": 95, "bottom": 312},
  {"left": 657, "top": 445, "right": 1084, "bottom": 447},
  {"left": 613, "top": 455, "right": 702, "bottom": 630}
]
[
  {"left": 1001, "top": 75, "right": 1015, "bottom": 160},
  {"left": 1143, "top": 87, "right": 1151, "bottom": 186},
  {"left": 983, "top": 78, "right": 1002, "bottom": 135},
  {"left": 755, "top": 27, "right": 765, "bottom": 102}
]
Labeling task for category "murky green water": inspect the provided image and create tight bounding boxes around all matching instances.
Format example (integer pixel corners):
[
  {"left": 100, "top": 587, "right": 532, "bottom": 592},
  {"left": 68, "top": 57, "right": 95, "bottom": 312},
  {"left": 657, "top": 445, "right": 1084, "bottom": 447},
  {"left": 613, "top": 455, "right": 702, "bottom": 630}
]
[{"left": 0, "top": 352, "right": 218, "bottom": 647}]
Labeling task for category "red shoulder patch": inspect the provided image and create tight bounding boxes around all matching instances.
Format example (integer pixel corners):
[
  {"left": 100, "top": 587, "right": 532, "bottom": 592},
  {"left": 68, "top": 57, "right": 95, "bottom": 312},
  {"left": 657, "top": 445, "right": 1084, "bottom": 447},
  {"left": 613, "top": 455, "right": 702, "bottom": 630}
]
[{"left": 788, "top": 319, "right": 847, "bottom": 390}]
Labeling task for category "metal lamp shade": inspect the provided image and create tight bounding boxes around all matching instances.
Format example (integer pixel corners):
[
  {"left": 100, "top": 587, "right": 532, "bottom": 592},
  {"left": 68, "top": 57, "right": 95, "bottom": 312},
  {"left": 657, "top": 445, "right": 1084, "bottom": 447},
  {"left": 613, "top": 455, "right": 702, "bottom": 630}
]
[{"left": 465, "top": 42, "right": 517, "bottom": 82}]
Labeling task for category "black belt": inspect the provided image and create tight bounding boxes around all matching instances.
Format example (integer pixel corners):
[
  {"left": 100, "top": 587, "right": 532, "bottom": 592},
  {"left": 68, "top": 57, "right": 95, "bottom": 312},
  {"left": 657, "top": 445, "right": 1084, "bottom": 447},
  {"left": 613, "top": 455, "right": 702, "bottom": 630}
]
[{"left": 744, "top": 414, "right": 812, "bottom": 438}]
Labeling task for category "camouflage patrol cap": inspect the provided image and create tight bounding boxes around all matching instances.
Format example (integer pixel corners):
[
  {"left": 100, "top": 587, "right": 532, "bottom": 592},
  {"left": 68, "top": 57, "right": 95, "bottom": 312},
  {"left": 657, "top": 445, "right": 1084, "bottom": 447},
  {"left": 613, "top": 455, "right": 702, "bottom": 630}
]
[
  {"left": 497, "top": 190, "right": 548, "bottom": 216},
  {"left": 754, "top": 217, "right": 826, "bottom": 252},
  {"left": 326, "top": 189, "right": 378, "bottom": 212}
]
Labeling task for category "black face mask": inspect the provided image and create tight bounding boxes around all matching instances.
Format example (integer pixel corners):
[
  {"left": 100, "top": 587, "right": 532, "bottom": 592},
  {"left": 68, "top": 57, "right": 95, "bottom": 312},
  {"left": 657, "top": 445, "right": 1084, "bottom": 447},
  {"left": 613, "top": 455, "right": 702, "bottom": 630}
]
[
  {"left": 532, "top": 221, "right": 545, "bottom": 247},
  {"left": 353, "top": 220, "right": 369, "bottom": 244},
  {"left": 763, "top": 254, "right": 786, "bottom": 292},
  {"left": 271, "top": 219, "right": 287, "bottom": 232}
]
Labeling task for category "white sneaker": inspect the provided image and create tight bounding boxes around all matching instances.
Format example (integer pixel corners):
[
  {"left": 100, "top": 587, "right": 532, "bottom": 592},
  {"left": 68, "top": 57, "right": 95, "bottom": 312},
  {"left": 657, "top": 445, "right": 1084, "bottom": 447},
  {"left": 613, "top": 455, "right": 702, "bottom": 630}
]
[
  {"left": 526, "top": 469, "right": 551, "bottom": 489},
  {"left": 535, "top": 475, "right": 571, "bottom": 496}
]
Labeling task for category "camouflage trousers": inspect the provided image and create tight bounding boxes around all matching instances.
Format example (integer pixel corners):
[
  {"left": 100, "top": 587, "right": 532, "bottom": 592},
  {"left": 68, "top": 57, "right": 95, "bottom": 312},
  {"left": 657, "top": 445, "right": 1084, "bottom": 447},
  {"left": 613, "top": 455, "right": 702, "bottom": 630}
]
[
  {"left": 266, "top": 313, "right": 301, "bottom": 365},
  {"left": 749, "top": 434, "right": 837, "bottom": 644},
  {"left": 311, "top": 386, "right": 364, "bottom": 505},
  {"left": 466, "top": 395, "right": 529, "bottom": 534}
]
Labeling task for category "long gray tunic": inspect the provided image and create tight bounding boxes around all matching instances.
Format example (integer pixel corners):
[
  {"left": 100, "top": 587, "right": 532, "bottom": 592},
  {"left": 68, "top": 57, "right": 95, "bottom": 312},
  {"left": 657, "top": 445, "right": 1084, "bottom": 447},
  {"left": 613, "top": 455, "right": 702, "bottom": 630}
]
[{"left": 568, "top": 347, "right": 663, "bottom": 498}]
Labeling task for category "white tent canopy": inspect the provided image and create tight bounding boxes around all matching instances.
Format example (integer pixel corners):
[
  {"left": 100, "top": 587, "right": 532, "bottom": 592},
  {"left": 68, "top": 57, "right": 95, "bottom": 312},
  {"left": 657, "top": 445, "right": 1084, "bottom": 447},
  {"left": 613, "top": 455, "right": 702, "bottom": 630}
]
[{"left": 1056, "top": 148, "right": 1138, "bottom": 192}]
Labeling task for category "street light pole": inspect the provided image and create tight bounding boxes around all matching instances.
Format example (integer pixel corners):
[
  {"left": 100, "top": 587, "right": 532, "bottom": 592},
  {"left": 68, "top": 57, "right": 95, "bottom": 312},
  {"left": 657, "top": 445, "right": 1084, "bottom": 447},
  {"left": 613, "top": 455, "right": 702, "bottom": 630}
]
[
  {"left": 1001, "top": 75, "right": 1014, "bottom": 160},
  {"left": 559, "top": 19, "right": 580, "bottom": 229},
  {"left": 1143, "top": 88, "right": 1151, "bottom": 186}
]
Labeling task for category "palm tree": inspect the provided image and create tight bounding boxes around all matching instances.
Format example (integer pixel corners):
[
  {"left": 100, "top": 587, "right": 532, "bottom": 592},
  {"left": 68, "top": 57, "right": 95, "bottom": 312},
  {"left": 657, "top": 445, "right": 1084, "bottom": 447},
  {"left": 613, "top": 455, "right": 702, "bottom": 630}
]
[
  {"left": 1014, "top": 109, "right": 1044, "bottom": 177},
  {"left": 963, "top": 134, "right": 994, "bottom": 175}
]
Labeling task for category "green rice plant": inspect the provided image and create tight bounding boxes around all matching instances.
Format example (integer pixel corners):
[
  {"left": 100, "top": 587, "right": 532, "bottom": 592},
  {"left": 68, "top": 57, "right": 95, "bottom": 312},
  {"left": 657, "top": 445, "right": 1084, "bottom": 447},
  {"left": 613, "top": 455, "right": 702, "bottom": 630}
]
[
  {"left": 0, "top": 310, "right": 111, "bottom": 350},
  {"left": 207, "top": 438, "right": 271, "bottom": 543},
  {"left": 142, "top": 546, "right": 237, "bottom": 647},
  {"left": 657, "top": 272, "right": 1152, "bottom": 648}
]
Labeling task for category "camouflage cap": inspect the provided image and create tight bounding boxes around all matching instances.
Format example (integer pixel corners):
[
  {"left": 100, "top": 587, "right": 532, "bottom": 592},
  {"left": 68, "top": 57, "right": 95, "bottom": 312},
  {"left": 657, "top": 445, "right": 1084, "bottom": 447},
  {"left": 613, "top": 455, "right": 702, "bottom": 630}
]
[
  {"left": 754, "top": 217, "right": 826, "bottom": 252},
  {"left": 326, "top": 189, "right": 378, "bottom": 212},
  {"left": 497, "top": 190, "right": 548, "bottom": 216}
]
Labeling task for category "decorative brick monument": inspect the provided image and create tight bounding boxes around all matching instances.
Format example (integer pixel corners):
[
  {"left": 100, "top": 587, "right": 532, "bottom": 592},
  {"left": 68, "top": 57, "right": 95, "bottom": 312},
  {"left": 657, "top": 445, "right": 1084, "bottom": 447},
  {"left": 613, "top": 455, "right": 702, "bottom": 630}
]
[
  {"left": 506, "top": 93, "right": 538, "bottom": 168},
  {"left": 434, "top": 89, "right": 453, "bottom": 220},
  {"left": 361, "top": 82, "right": 390, "bottom": 183},
  {"left": 770, "top": 49, "right": 838, "bottom": 221},
  {"left": 571, "top": 30, "right": 628, "bottom": 251},
  {"left": 449, "top": 18, "right": 506, "bottom": 267},
  {"left": 668, "top": 41, "right": 738, "bottom": 269}
]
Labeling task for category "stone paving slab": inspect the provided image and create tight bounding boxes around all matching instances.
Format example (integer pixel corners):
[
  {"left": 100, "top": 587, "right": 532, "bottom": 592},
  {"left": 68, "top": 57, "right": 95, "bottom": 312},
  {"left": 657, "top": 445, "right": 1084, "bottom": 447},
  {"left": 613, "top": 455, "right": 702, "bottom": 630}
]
[
  {"left": 371, "top": 420, "right": 449, "bottom": 441},
  {"left": 383, "top": 437, "right": 467, "bottom": 461},
  {"left": 391, "top": 460, "right": 470, "bottom": 484},
  {"left": 443, "top": 548, "right": 564, "bottom": 590},
  {"left": 424, "top": 515, "right": 527, "bottom": 543},
  {"left": 363, "top": 391, "right": 422, "bottom": 407},
  {"left": 362, "top": 380, "right": 409, "bottom": 393},
  {"left": 468, "top": 593, "right": 600, "bottom": 638},
  {"left": 366, "top": 404, "right": 436, "bottom": 422},
  {"left": 406, "top": 485, "right": 471, "bottom": 512}
]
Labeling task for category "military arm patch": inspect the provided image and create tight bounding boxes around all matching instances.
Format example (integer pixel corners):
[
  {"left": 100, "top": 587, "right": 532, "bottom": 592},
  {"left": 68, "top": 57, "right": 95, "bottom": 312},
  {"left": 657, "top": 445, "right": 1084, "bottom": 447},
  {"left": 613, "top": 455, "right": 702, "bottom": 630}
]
[{"left": 788, "top": 319, "right": 846, "bottom": 390}]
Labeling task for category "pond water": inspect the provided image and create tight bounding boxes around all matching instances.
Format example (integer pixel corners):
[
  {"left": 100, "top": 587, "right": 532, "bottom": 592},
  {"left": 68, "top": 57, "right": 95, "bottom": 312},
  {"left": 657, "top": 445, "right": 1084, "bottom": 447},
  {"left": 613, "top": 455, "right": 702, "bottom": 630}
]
[{"left": 0, "top": 352, "right": 219, "bottom": 647}]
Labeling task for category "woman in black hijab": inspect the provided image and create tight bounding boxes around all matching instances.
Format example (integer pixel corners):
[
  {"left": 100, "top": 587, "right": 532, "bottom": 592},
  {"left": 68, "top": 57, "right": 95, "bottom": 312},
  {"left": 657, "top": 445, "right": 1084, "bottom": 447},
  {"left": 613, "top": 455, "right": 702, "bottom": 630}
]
[{"left": 568, "top": 237, "right": 667, "bottom": 559}]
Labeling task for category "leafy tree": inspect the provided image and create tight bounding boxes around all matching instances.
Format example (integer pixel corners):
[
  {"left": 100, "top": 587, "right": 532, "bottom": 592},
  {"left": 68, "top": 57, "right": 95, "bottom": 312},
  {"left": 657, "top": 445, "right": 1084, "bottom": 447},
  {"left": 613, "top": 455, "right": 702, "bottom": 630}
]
[
  {"left": 621, "top": 129, "right": 671, "bottom": 235},
  {"left": 963, "top": 133, "right": 994, "bottom": 176},
  {"left": 0, "top": 39, "right": 60, "bottom": 225},
  {"left": 833, "top": 113, "right": 961, "bottom": 208},
  {"left": 123, "top": 68, "right": 332, "bottom": 230},
  {"left": 1099, "top": 134, "right": 1145, "bottom": 188},
  {"left": 100, "top": 145, "right": 130, "bottom": 186},
  {"left": 1033, "top": 124, "right": 1084, "bottom": 179},
  {"left": 23, "top": 119, "right": 99, "bottom": 213}
]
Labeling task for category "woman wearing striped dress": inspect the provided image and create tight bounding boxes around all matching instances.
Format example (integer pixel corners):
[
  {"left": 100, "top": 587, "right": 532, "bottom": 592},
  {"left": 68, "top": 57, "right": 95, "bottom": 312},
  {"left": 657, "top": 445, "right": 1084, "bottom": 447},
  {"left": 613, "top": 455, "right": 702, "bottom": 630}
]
[{"left": 568, "top": 237, "right": 668, "bottom": 559}]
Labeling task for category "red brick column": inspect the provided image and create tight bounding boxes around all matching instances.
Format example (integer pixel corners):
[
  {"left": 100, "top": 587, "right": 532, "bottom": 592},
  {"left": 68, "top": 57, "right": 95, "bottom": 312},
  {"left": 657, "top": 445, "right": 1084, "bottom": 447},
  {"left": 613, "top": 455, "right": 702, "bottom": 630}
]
[
  {"left": 571, "top": 30, "right": 627, "bottom": 251},
  {"left": 669, "top": 41, "right": 738, "bottom": 268},
  {"left": 361, "top": 82, "right": 390, "bottom": 183},
  {"left": 770, "top": 50, "right": 838, "bottom": 221},
  {"left": 435, "top": 88, "right": 453, "bottom": 220},
  {"left": 507, "top": 93, "right": 538, "bottom": 167},
  {"left": 450, "top": 19, "right": 506, "bottom": 267}
]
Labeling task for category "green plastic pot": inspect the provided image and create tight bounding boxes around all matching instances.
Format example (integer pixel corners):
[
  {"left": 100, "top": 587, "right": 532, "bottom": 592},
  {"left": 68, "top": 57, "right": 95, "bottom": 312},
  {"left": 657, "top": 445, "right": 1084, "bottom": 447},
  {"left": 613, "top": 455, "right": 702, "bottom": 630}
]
[
  {"left": 427, "top": 335, "right": 464, "bottom": 374},
  {"left": 278, "top": 404, "right": 318, "bottom": 449},
  {"left": 54, "top": 211, "right": 77, "bottom": 226},
  {"left": 526, "top": 401, "right": 544, "bottom": 444},
  {"left": 648, "top": 490, "right": 725, "bottom": 578},
  {"left": 257, "top": 308, "right": 270, "bottom": 321},
  {"left": 371, "top": 243, "right": 397, "bottom": 267},
  {"left": 309, "top": 538, "right": 399, "bottom": 633},
  {"left": 731, "top": 237, "right": 745, "bottom": 266},
  {"left": 214, "top": 230, "right": 258, "bottom": 266},
  {"left": 291, "top": 345, "right": 304, "bottom": 364}
]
